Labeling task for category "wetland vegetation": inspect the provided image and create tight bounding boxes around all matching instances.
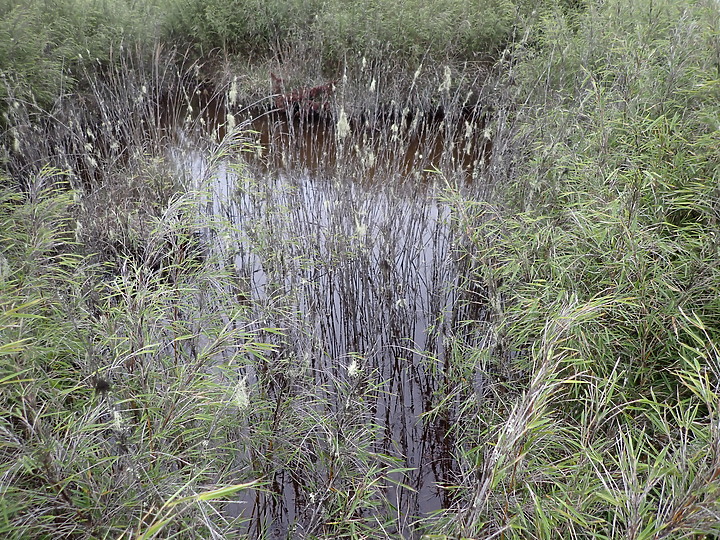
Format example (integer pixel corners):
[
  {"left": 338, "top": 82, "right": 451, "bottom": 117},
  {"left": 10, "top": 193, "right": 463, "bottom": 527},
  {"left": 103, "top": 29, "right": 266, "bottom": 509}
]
[{"left": 2, "top": 0, "right": 720, "bottom": 538}]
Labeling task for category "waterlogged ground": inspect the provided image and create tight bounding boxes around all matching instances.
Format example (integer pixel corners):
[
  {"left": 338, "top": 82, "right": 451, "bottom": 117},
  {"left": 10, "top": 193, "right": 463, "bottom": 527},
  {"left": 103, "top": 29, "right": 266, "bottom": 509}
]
[{"left": 174, "top": 108, "right": 489, "bottom": 537}]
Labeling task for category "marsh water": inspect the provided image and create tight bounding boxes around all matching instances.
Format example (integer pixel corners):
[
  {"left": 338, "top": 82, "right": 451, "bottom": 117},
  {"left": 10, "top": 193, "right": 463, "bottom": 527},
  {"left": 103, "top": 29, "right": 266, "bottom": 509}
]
[{"left": 175, "top": 103, "right": 490, "bottom": 537}]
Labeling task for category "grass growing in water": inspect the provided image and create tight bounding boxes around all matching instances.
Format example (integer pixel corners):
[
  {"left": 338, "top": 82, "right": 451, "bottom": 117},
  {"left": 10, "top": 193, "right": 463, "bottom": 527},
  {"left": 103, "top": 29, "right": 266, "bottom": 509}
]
[{"left": 2, "top": 0, "right": 720, "bottom": 537}]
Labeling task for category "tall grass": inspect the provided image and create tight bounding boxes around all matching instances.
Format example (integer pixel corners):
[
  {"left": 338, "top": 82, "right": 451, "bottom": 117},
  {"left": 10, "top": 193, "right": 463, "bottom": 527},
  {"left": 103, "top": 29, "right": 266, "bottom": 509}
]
[
  {"left": 0, "top": 162, "right": 268, "bottom": 537},
  {"left": 3, "top": 2, "right": 457, "bottom": 540},
  {"left": 3, "top": 0, "right": 720, "bottom": 537},
  {"left": 3, "top": 44, "right": 227, "bottom": 191},
  {"left": 178, "top": 61, "right": 495, "bottom": 532},
  {"left": 0, "top": 0, "right": 536, "bottom": 140},
  {"left": 0, "top": 0, "right": 174, "bottom": 123},
  {"left": 174, "top": 0, "right": 537, "bottom": 62},
  {"left": 438, "top": 0, "right": 720, "bottom": 536}
]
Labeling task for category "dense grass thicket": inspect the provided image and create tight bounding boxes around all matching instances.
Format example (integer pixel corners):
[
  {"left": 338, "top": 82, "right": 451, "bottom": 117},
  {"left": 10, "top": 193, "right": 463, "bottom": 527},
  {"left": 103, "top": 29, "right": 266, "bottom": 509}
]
[
  {"left": 0, "top": 0, "right": 535, "bottom": 125},
  {"left": 0, "top": 0, "right": 169, "bottom": 112},
  {"left": 2, "top": 0, "right": 720, "bottom": 538},
  {"left": 172, "top": 0, "right": 528, "bottom": 59},
  {"left": 441, "top": 0, "right": 720, "bottom": 535}
]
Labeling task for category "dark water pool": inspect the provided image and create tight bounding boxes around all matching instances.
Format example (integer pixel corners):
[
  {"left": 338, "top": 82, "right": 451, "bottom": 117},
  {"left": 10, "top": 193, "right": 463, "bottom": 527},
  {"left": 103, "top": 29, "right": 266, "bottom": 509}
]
[{"left": 174, "top": 103, "right": 490, "bottom": 537}]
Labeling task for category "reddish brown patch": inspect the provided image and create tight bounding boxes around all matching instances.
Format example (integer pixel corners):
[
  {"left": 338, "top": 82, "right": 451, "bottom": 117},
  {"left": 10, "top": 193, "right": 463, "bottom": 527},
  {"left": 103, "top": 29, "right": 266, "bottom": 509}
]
[{"left": 271, "top": 72, "right": 335, "bottom": 115}]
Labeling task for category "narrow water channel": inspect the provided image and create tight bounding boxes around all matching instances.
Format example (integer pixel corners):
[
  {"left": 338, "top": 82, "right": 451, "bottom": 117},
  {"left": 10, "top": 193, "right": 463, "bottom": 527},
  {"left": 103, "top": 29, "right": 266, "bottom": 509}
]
[{"left": 174, "top": 104, "right": 489, "bottom": 537}]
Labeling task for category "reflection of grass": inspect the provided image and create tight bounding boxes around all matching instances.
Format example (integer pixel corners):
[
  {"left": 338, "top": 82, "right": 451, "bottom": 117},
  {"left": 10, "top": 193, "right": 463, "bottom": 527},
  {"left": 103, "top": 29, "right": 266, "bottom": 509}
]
[{"left": 245, "top": 62, "right": 491, "bottom": 184}]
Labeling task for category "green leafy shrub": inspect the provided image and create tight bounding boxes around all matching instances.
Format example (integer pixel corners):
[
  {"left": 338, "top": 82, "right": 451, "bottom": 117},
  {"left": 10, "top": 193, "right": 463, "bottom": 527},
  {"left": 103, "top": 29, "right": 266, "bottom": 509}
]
[
  {"left": 0, "top": 0, "right": 168, "bottom": 124},
  {"left": 443, "top": 0, "right": 720, "bottom": 536}
]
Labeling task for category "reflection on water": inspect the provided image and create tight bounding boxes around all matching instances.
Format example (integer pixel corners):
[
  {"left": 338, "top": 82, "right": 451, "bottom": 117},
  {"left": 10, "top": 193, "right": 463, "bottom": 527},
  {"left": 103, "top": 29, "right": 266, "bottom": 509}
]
[
  {"left": 244, "top": 108, "right": 490, "bottom": 183},
  {"left": 174, "top": 106, "right": 489, "bottom": 537}
]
